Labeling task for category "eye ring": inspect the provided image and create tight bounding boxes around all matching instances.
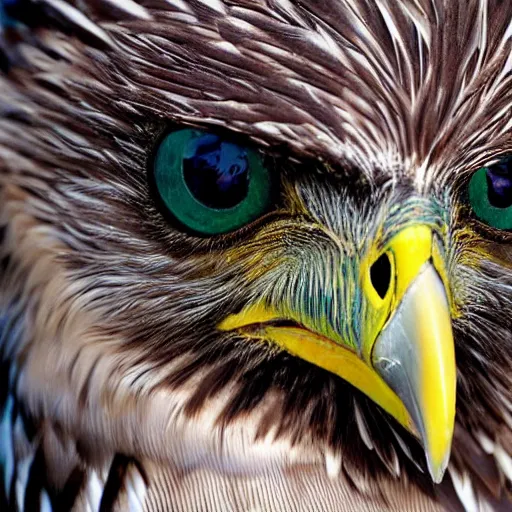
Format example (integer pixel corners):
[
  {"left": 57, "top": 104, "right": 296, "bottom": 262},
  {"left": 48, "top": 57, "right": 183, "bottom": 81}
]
[
  {"left": 468, "top": 157, "right": 512, "bottom": 231},
  {"left": 151, "top": 128, "right": 273, "bottom": 236}
]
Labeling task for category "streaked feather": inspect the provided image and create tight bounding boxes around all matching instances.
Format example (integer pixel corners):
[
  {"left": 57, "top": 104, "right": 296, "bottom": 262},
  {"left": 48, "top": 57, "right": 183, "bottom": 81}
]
[{"left": 0, "top": 1, "right": 511, "bottom": 511}]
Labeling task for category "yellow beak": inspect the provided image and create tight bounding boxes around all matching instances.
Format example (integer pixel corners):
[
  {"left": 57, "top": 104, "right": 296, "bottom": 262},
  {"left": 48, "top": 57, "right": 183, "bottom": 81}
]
[
  {"left": 372, "top": 262, "right": 455, "bottom": 481},
  {"left": 219, "top": 225, "right": 456, "bottom": 483}
]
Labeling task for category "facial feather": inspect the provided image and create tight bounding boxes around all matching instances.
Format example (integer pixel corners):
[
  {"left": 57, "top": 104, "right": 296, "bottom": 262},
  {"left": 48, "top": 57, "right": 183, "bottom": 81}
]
[{"left": 0, "top": 1, "right": 511, "bottom": 510}]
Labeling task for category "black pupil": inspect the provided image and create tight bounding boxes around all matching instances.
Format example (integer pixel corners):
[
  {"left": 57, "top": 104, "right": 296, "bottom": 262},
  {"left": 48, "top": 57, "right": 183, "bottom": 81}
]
[
  {"left": 486, "top": 157, "right": 512, "bottom": 208},
  {"left": 183, "top": 134, "right": 249, "bottom": 209}
]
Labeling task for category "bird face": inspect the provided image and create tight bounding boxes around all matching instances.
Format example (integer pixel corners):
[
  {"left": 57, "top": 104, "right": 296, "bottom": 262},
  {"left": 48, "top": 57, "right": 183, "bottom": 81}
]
[
  {"left": 149, "top": 128, "right": 459, "bottom": 480},
  {"left": 1, "top": 0, "right": 512, "bottom": 504},
  {"left": 217, "top": 189, "right": 456, "bottom": 481}
]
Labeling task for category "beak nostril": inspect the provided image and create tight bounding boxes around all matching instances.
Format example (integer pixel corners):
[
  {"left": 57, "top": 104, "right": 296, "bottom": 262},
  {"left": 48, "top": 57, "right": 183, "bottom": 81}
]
[{"left": 370, "top": 252, "right": 392, "bottom": 299}]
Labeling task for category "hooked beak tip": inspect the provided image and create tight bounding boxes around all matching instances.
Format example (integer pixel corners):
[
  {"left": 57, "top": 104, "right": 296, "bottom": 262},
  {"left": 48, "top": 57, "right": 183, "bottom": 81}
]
[{"left": 373, "top": 263, "right": 456, "bottom": 483}]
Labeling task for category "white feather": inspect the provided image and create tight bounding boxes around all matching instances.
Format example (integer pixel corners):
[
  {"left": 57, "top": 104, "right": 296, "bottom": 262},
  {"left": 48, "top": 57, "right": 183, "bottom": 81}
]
[
  {"left": 125, "top": 464, "right": 147, "bottom": 512},
  {"left": 84, "top": 470, "right": 105, "bottom": 512},
  {"left": 102, "top": 0, "right": 151, "bottom": 20},
  {"left": 15, "top": 454, "right": 33, "bottom": 511},
  {"left": 449, "top": 468, "right": 478, "bottom": 512},
  {"left": 43, "top": 0, "right": 114, "bottom": 47},
  {"left": 494, "top": 444, "right": 512, "bottom": 483},
  {"left": 353, "top": 400, "right": 373, "bottom": 451},
  {"left": 40, "top": 489, "right": 53, "bottom": 512},
  {"left": 476, "top": 431, "right": 495, "bottom": 455},
  {"left": 324, "top": 450, "right": 342, "bottom": 479}
]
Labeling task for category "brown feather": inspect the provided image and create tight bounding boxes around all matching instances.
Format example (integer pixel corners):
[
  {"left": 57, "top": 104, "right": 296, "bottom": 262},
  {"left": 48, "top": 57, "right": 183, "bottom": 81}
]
[{"left": 1, "top": 1, "right": 512, "bottom": 511}]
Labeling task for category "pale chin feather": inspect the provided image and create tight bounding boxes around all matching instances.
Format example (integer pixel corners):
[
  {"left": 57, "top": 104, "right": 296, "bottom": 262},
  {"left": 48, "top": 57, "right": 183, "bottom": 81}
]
[{"left": 17, "top": 337, "right": 322, "bottom": 477}]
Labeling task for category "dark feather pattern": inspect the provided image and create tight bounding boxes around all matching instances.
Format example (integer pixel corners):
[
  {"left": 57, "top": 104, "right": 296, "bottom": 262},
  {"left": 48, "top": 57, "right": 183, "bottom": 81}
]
[{"left": 0, "top": 1, "right": 512, "bottom": 511}]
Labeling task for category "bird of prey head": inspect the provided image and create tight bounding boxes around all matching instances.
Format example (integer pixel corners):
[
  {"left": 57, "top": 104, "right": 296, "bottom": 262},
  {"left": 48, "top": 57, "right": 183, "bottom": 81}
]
[{"left": 0, "top": 1, "right": 511, "bottom": 510}]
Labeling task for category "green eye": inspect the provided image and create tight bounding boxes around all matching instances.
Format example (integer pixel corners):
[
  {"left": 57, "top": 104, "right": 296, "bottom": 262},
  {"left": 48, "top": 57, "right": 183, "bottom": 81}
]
[
  {"left": 152, "top": 129, "right": 273, "bottom": 235},
  {"left": 468, "top": 156, "right": 512, "bottom": 230}
]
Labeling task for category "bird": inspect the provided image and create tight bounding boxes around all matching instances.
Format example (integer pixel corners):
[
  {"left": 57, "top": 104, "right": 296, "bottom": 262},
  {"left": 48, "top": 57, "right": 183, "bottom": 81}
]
[{"left": 0, "top": 0, "right": 511, "bottom": 510}]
